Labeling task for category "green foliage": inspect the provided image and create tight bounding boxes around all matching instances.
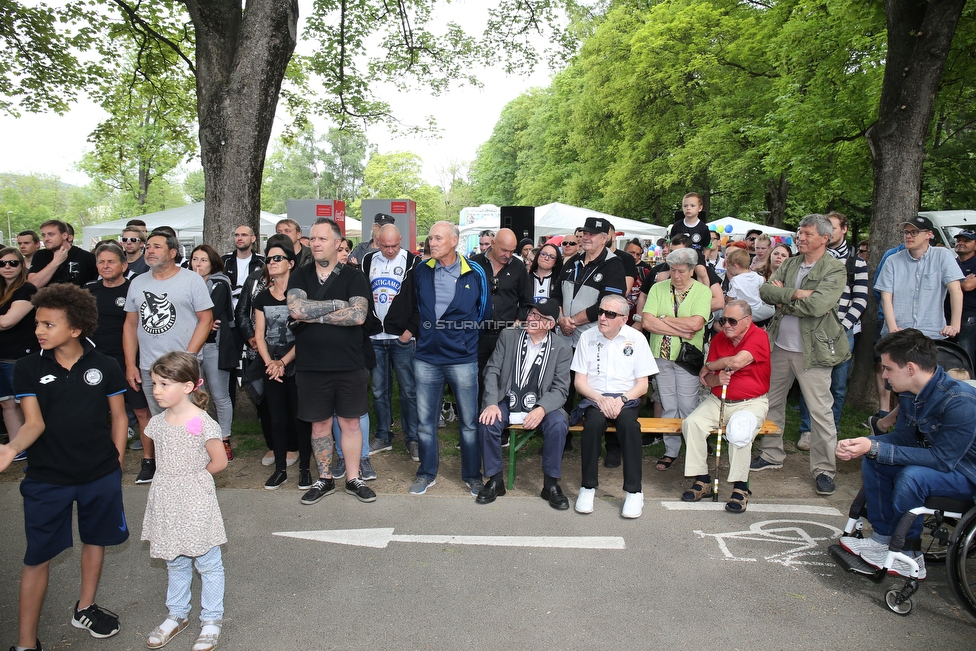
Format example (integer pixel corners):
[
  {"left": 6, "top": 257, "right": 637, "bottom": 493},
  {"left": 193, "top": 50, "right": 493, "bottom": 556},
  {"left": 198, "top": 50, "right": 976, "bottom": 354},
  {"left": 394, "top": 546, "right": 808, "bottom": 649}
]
[
  {"left": 354, "top": 151, "right": 445, "bottom": 234},
  {"left": 261, "top": 124, "right": 369, "bottom": 214},
  {"left": 0, "top": 173, "right": 117, "bottom": 242},
  {"left": 184, "top": 169, "right": 206, "bottom": 203}
]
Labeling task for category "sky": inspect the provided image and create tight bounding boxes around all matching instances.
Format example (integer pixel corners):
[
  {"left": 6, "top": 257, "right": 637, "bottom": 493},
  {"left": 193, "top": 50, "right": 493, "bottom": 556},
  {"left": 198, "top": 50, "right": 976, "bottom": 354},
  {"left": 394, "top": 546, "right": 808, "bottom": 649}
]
[{"left": 0, "top": 2, "right": 556, "bottom": 190}]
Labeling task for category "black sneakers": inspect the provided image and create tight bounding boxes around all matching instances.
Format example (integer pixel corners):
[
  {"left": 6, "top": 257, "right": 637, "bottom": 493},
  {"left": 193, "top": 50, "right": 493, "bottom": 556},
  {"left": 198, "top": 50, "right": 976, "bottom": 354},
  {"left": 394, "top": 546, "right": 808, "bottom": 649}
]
[
  {"left": 9, "top": 639, "right": 42, "bottom": 651},
  {"left": 301, "top": 478, "right": 336, "bottom": 505},
  {"left": 298, "top": 469, "right": 313, "bottom": 490},
  {"left": 71, "top": 601, "right": 120, "bottom": 638},
  {"left": 264, "top": 469, "right": 287, "bottom": 490},
  {"left": 345, "top": 477, "right": 377, "bottom": 503},
  {"left": 135, "top": 459, "right": 156, "bottom": 484}
]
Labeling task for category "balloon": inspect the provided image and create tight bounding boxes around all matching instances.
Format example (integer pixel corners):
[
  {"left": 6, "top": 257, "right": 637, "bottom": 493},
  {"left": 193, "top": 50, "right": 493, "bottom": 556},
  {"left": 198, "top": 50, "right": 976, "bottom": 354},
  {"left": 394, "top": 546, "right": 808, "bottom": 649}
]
[
  {"left": 721, "top": 235, "right": 729, "bottom": 245},
  {"left": 785, "top": 237, "right": 793, "bottom": 245},
  {"left": 708, "top": 224, "right": 717, "bottom": 231},
  {"left": 724, "top": 225, "right": 733, "bottom": 233}
]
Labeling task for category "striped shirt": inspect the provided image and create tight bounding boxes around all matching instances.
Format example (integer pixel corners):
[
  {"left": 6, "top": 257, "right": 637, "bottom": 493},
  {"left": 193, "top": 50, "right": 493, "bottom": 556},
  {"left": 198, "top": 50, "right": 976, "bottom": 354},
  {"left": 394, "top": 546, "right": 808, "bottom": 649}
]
[{"left": 828, "top": 241, "right": 868, "bottom": 332}]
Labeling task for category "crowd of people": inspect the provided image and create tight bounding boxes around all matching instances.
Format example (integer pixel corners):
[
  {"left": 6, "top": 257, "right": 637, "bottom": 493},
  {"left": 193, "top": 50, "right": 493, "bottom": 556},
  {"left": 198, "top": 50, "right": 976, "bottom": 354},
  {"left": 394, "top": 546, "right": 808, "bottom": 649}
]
[{"left": 1, "top": 198, "right": 976, "bottom": 650}]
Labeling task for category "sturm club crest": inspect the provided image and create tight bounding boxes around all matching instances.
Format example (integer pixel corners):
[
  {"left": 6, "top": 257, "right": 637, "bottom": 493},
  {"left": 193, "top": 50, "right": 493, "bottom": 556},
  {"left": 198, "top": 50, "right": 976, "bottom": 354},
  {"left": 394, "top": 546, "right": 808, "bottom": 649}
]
[
  {"left": 114, "top": 296, "right": 126, "bottom": 308},
  {"left": 84, "top": 368, "right": 103, "bottom": 386},
  {"left": 140, "top": 291, "right": 177, "bottom": 335}
]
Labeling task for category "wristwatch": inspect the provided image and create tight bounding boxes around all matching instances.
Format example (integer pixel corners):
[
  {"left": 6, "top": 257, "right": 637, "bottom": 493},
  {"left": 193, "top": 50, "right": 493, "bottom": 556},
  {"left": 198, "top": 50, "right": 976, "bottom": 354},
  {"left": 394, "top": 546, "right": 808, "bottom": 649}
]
[{"left": 867, "top": 440, "right": 879, "bottom": 459}]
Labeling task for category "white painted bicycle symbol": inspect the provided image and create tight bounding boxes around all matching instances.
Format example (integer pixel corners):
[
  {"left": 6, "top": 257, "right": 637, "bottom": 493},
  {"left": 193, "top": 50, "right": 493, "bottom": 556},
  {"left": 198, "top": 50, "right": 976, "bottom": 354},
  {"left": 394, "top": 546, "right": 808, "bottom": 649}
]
[{"left": 695, "top": 519, "right": 843, "bottom": 569}]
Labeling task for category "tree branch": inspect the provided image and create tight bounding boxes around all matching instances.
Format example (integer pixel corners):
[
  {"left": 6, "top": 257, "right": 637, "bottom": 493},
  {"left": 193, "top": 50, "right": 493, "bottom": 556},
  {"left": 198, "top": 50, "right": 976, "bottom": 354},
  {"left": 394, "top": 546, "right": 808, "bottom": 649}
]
[{"left": 112, "top": 0, "right": 196, "bottom": 75}]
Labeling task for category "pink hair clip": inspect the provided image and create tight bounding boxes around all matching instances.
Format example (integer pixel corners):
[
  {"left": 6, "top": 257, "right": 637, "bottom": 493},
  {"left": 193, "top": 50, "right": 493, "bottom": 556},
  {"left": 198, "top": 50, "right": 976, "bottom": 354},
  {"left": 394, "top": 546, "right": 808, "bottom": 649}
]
[{"left": 193, "top": 378, "right": 204, "bottom": 391}]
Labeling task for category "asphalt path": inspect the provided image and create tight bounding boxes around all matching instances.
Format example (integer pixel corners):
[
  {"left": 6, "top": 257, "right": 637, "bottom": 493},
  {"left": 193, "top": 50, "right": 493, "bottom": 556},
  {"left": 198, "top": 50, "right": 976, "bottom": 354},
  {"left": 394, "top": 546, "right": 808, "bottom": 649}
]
[{"left": 1, "top": 483, "right": 973, "bottom": 650}]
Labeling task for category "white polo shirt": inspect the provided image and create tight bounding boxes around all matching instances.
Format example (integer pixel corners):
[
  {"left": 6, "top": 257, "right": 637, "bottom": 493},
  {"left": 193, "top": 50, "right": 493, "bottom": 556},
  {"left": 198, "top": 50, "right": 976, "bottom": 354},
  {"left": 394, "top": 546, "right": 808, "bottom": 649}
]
[{"left": 571, "top": 322, "right": 657, "bottom": 394}]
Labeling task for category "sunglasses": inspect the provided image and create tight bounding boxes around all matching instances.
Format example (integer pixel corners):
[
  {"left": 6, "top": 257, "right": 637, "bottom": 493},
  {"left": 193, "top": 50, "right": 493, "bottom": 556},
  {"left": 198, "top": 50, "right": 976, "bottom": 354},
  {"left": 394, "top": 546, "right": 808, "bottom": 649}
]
[
  {"left": 597, "top": 308, "right": 624, "bottom": 319},
  {"left": 717, "top": 316, "right": 743, "bottom": 327},
  {"left": 267, "top": 254, "right": 289, "bottom": 263},
  {"left": 746, "top": 237, "right": 757, "bottom": 242},
  {"left": 0, "top": 259, "right": 21, "bottom": 268},
  {"left": 562, "top": 241, "right": 578, "bottom": 246},
  {"left": 120, "top": 237, "right": 143, "bottom": 243}
]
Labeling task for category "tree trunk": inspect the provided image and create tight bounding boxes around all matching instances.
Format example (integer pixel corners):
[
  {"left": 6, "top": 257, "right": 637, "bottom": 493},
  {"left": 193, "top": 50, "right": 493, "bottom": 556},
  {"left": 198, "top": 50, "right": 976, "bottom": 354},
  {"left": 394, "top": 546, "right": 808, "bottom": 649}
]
[
  {"left": 846, "top": 0, "right": 965, "bottom": 411},
  {"left": 765, "top": 173, "right": 788, "bottom": 228},
  {"left": 183, "top": 0, "right": 299, "bottom": 251}
]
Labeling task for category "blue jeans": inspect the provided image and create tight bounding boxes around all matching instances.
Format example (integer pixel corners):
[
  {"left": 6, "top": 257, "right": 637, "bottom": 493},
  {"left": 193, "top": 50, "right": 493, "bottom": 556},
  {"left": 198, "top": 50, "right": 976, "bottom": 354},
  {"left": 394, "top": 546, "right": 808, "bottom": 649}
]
[
  {"left": 861, "top": 456, "right": 976, "bottom": 541},
  {"left": 414, "top": 358, "right": 481, "bottom": 484},
  {"left": 799, "top": 329, "right": 855, "bottom": 432},
  {"left": 165, "top": 545, "right": 224, "bottom": 623},
  {"left": 333, "top": 413, "right": 370, "bottom": 459},
  {"left": 371, "top": 338, "right": 418, "bottom": 445}
]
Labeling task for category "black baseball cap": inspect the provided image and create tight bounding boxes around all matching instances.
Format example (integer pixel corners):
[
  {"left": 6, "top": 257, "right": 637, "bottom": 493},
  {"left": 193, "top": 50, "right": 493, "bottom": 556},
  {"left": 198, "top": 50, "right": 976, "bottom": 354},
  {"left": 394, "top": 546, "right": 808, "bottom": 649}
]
[
  {"left": 530, "top": 297, "right": 560, "bottom": 321},
  {"left": 374, "top": 213, "right": 395, "bottom": 225},
  {"left": 579, "top": 216, "right": 613, "bottom": 235},
  {"left": 900, "top": 216, "right": 935, "bottom": 231}
]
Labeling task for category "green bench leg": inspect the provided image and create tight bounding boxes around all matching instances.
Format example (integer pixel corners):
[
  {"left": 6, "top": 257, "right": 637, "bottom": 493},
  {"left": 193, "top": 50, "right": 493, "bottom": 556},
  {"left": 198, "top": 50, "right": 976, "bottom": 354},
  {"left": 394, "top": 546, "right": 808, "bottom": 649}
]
[{"left": 507, "top": 428, "right": 538, "bottom": 490}]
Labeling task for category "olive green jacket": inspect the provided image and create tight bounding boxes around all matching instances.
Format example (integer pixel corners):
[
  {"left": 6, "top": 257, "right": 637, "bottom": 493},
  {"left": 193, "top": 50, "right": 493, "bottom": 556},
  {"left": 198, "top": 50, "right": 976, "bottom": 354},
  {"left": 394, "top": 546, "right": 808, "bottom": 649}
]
[{"left": 759, "top": 253, "right": 850, "bottom": 369}]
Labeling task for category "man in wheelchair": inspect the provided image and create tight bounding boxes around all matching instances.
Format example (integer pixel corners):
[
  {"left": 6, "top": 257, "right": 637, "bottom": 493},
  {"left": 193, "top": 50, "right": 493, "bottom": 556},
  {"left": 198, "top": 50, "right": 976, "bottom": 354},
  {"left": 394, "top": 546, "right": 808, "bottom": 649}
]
[{"left": 835, "top": 329, "right": 976, "bottom": 579}]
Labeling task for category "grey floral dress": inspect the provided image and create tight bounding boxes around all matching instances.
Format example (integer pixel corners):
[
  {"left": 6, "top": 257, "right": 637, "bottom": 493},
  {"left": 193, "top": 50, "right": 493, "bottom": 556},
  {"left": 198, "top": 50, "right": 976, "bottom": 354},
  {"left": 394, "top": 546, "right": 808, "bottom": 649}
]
[{"left": 141, "top": 412, "right": 227, "bottom": 560}]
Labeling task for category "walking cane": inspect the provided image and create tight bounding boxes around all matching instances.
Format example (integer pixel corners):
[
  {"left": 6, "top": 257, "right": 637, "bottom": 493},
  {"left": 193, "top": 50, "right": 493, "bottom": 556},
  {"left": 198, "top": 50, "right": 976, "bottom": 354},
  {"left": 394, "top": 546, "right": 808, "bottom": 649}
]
[{"left": 713, "top": 369, "right": 729, "bottom": 502}]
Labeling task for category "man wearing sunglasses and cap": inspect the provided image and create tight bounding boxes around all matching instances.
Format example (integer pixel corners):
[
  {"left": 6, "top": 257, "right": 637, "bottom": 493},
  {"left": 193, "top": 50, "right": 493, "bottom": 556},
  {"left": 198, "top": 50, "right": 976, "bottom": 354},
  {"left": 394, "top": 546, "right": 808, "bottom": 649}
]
[
  {"left": 474, "top": 297, "right": 573, "bottom": 509},
  {"left": 681, "top": 299, "right": 770, "bottom": 513}
]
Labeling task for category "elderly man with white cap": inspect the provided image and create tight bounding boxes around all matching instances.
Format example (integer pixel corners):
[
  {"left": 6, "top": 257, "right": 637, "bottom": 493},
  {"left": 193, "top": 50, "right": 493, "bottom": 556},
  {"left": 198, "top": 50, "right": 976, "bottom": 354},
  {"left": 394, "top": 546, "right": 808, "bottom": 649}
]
[{"left": 681, "top": 299, "right": 770, "bottom": 513}]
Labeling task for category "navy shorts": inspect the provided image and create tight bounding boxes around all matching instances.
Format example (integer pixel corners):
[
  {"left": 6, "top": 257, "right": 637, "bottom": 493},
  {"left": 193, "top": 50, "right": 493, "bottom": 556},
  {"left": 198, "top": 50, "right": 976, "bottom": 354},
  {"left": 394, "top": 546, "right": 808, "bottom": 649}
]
[
  {"left": 0, "top": 361, "right": 16, "bottom": 400},
  {"left": 296, "top": 369, "right": 369, "bottom": 422},
  {"left": 20, "top": 468, "right": 128, "bottom": 566}
]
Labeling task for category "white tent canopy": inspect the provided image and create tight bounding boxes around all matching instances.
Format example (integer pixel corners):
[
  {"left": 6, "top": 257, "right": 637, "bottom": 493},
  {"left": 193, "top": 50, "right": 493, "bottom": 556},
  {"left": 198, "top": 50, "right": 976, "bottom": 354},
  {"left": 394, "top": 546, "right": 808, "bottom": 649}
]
[
  {"left": 457, "top": 202, "right": 666, "bottom": 245},
  {"left": 81, "top": 202, "right": 362, "bottom": 250},
  {"left": 707, "top": 216, "right": 793, "bottom": 238}
]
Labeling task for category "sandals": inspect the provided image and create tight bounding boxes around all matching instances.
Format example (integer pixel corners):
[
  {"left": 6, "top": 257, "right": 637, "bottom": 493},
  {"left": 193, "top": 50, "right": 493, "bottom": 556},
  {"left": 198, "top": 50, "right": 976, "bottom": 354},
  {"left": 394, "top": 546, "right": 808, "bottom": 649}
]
[
  {"left": 725, "top": 487, "right": 752, "bottom": 514},
  {"left": 192, "top": 621, "right": 222, "bottom": 651},
  {"left": 681, "top": 480, "right": 714, "bottom": 502},
  {"left": 147, "top": 617, "right": 189, "bottom": 649},
  {"left": 656, "top": 456, "right": 677, "bottom": 471}
]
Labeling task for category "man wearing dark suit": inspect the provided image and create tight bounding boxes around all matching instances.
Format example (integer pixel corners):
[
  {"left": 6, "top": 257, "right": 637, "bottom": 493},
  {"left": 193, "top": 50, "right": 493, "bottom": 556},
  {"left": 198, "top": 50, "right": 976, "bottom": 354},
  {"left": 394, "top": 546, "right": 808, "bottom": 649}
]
[{"left": 475, "top": 297, "right": 573, "bottom": 509}]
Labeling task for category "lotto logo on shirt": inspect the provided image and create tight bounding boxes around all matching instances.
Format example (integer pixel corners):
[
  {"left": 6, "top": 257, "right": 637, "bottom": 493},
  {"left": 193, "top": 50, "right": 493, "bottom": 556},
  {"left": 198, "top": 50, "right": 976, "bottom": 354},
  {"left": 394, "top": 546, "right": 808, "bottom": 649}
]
[{"left": 140, "top": 292, "right": 177, "bottom": 335}]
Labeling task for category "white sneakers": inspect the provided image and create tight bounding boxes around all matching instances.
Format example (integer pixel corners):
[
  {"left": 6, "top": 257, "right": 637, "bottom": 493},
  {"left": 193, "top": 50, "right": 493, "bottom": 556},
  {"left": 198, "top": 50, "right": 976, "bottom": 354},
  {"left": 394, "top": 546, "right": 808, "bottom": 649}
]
[
  {"left": 622, "top": 492, "right": 644, "bottom": 519},
  {"left": 575, "top": 488, "right": 644, "bottom": 519},
  {"left": 575, "top": 488, "right": 595, "bottom": 514}
]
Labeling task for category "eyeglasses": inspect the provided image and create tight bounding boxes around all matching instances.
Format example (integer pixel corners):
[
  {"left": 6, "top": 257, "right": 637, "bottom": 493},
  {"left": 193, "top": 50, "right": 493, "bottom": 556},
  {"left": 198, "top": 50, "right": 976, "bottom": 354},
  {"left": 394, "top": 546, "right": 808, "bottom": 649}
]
[
  {"left": 562, "top": 241, "right": 577, "bottom": 247},
  {"left": 528, "top": 310, "right": 554, "bottom": 323},
  {"left": 859, "top": 248, "right": 868, "bottom": 254},
  {"left": 0, "top": 259, "right": 21, "bottom": 268},
  {"left": 120, "top": 237, "right": 143, "bottom": 243},
  {"left": 597, "top": 308, "right": 624, "bottom": 319},
  {"left": 538, "top": 252, "right": 556, "bottom": 260},
  {"left": 267, "top": 255, "right": 289, "bottom": 263},
  {"left": 717, "top": 316, "right": 744, "bottom": 327},
  {"left": 903, "top": 229, "right": 925, "bottom": 238}
]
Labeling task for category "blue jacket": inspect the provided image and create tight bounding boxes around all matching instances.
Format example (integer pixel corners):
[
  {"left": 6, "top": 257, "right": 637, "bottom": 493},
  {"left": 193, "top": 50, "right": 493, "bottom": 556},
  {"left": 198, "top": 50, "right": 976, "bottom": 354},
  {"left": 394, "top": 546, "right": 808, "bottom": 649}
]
[
  {"left": 414, "top": 255, "right": 492, "bottom": 365},
  {"left": 871, "top": 366, "right": 976, "bottom": 486}
]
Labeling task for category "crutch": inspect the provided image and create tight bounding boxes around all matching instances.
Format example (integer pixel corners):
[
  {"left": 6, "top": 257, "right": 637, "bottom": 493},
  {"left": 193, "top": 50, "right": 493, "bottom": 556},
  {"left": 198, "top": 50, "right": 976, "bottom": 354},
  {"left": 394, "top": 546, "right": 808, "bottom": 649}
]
[{"left": 713, "top": 370, "right": 729, "bottom": 502}]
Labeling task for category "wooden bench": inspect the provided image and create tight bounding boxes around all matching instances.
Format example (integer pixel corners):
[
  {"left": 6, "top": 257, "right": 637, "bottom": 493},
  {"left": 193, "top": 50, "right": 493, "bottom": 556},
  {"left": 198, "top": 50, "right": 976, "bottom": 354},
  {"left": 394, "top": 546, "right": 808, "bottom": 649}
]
[{"left": 505, "top": 417, "right": 782, "bottom": 490}]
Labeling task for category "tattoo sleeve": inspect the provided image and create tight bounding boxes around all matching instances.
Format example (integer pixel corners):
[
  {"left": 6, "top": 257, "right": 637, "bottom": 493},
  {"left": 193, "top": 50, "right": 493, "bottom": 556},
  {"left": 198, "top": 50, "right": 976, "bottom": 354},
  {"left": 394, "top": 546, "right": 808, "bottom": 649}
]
[
  {"left": 287, "top": 288, "right": 337, "bottom": 322},
  {"left": 304, "top": 296, "right": 369, "bottom": 326}
]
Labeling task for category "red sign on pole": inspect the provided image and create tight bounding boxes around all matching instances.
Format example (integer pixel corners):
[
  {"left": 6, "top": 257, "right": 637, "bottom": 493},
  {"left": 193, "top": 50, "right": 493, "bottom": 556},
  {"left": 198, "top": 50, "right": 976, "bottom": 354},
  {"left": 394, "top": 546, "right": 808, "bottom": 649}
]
[
  {"left": 315, "top": 204, "right": 333, "bottom": 217},
  {"left": 391, "top": 201, "right": 408, "bottom": 214}
]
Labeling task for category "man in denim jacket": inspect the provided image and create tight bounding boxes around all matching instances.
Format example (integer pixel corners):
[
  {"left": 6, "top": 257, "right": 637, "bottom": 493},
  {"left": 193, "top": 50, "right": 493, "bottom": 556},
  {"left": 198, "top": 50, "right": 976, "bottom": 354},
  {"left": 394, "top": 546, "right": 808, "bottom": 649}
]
[{"left": 837, "top": 329, "right": 976, "bottom": 579}]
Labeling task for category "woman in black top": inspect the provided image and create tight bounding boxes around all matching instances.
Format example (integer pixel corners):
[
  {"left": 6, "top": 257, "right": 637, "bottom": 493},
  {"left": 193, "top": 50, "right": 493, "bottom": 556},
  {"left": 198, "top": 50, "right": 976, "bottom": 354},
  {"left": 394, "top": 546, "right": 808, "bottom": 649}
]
[
  {"left": 0, "top": 247, "right": 37, "bottom": 459},
  {"left": 529, "top": 242, "right": 564, "bottom": 301}
]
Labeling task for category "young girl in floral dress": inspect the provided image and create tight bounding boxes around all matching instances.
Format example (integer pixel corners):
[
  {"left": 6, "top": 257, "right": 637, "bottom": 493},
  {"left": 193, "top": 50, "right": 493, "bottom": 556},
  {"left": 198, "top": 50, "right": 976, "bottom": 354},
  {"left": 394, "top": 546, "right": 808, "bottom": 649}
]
[{"left": 142, "top": 351, "right": 228, "bottom": 651}]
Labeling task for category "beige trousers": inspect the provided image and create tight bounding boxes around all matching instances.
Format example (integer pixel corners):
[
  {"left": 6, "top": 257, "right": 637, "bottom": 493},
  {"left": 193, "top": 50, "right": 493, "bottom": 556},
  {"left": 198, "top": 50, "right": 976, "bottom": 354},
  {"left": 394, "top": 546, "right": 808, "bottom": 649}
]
[{"left": 682, "top": 393, "right": 769, "bottom": 483}]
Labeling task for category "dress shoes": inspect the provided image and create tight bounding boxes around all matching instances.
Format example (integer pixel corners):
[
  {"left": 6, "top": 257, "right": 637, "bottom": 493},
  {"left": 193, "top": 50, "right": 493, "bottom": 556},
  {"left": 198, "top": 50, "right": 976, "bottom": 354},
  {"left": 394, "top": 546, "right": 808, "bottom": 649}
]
[
  {"left": 475, "top": 477, "right": 506, "bottom": 504},
  {"left": 541, "top": 484, "right": 570, "bottom": 510}
]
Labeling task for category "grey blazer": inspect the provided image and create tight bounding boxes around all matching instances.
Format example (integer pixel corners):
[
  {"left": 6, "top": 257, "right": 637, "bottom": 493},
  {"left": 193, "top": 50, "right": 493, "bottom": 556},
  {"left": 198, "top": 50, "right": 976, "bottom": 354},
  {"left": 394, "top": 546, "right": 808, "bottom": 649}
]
[{"left": 481, "top": 326, "right": 573, "bottom": 416}]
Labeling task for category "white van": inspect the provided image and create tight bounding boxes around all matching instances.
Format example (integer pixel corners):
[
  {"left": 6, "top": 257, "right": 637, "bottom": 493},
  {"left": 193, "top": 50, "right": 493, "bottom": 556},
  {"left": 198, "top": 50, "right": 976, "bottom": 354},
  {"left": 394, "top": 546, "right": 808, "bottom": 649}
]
[{"left": 919, "top": 210, "right": 976, "bottom": 248}]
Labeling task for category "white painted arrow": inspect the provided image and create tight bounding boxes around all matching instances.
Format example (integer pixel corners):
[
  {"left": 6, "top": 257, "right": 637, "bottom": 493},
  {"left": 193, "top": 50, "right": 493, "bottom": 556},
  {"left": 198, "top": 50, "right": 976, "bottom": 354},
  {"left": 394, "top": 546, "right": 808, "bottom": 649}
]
[{"left": 273, "top": 527, "right": 625, "bottom": 550}]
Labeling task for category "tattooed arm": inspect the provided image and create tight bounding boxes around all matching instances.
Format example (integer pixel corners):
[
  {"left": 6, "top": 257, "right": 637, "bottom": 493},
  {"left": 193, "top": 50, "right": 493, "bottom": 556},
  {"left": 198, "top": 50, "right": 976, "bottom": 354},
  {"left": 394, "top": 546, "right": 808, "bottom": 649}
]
[{"left": 287, "top": 289, "right": 369, "bottom": 326}]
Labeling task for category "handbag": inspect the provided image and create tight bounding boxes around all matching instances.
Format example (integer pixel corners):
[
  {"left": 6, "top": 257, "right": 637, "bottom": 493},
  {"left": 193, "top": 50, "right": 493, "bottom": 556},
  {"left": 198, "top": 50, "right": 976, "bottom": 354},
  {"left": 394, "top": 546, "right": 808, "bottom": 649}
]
[{"left": 671, "top": 284, "right": 704, "bottom": 375}]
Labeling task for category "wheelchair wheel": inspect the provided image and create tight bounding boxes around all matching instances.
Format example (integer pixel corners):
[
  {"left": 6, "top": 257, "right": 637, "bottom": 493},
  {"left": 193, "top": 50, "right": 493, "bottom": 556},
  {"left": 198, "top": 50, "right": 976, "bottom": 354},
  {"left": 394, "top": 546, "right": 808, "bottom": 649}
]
[
  {"left": 946, "top": 506, "right": 976, "bottom": 620},
  {"left": 885, "top": 589, "right": 913, "bottom": 616}
]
